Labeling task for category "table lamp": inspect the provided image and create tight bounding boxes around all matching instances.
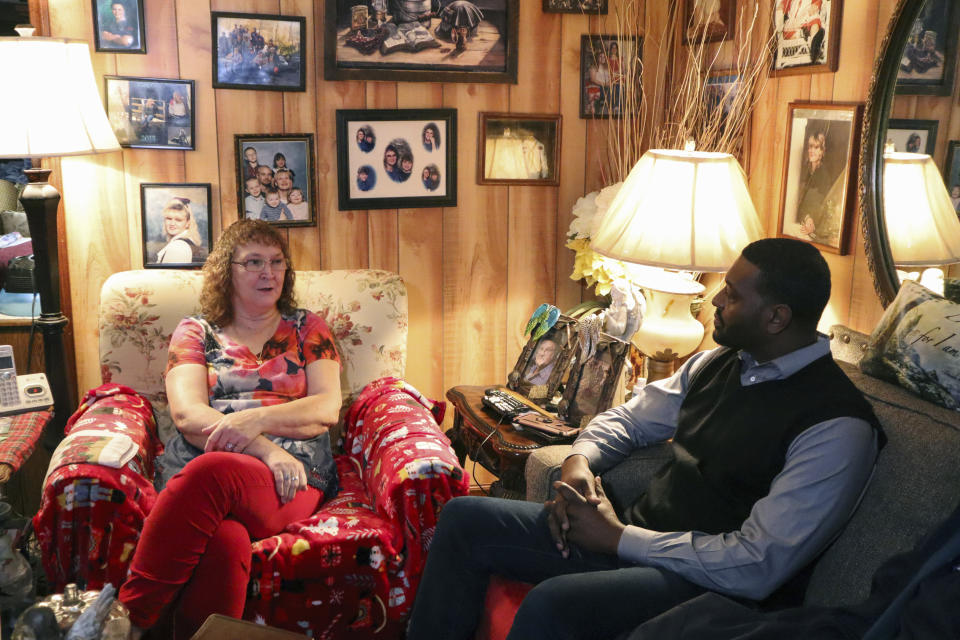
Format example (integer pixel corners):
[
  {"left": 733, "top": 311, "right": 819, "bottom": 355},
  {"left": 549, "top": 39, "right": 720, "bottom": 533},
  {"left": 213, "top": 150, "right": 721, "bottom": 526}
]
[
  {"left": 0, "top": 27, "right": 120, "bottom": 445},
  {"left": 591, "top": 147, "right": 763, "bottom": 380},
  {"left": 882, "top": 151, "right": 960, "bottom": 296}
]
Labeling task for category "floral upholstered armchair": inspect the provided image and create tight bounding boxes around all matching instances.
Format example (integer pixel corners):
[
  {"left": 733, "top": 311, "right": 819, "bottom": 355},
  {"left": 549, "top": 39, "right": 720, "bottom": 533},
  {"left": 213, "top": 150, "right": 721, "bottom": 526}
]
[{"left": 33, "top": 269, "right": 469, "bottom": 638}]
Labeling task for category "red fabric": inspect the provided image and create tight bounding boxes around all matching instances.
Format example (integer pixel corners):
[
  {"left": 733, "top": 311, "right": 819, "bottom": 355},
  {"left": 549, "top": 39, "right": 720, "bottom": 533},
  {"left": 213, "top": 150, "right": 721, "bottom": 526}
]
[
  {"left": 475, "top": 576, "right": 533, "bottom": 640},
  {"left": 0, "top": 410, "right": 50, "bottom": 471}
]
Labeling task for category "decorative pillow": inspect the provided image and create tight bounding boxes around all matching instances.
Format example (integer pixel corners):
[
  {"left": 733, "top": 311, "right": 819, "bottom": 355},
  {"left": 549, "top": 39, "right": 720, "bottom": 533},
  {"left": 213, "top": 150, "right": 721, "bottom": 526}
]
[{"left": 860, "top": 280, "right": 960, "bottom": 411}]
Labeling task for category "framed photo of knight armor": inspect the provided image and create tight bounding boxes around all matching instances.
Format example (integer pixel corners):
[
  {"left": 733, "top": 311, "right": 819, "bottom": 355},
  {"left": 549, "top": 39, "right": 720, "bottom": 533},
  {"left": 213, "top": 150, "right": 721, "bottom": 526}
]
[
  {"left": 682, "top": 0, "right": 736, "bottom": 45},
  {"left": 895, "top": 0, "right": 959, "bottom": 96},
  {"left": 234, "top": 134, "right": 318, "bottom": 227},
  {"left": 141, "top": 183, "right": 212, "bottom": 269},
  {"left": 771, "top": 0, "right": 842, "bottom": 76},
  {"left": 478, "top": 112, "right": 562, "bottom": 186},
  {"left": 92, "top": 0, "right": 146, "bottom": 54},
  {"left": 211, "top": 11, "right": 307, "bottom": 91},
  {"left": 104, "top": 76, "right": 196, "bottom": 150},
  {"left": 507, "top": 315, "right": 578, "bottom": 403},
  {"left": 542, "top": 0, "right": 608, "bottom": 14},
  {"left": 324, "top": 0, "right": 519, "bottom": 84},
  {"left": 558, "top": 335, "right": 630, "bottom": 429}
]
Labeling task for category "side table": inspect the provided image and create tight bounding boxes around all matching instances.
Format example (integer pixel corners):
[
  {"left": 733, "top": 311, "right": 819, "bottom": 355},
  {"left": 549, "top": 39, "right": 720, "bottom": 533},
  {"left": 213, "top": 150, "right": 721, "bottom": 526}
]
[{"left": 445, "top": 385, "right": 573, "bottom": 499}]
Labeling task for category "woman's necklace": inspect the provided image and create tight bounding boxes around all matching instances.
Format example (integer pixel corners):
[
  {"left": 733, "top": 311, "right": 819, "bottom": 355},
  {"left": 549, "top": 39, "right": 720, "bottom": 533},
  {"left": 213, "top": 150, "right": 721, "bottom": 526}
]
[{"left": 255, "top": 344, "right": 266, "bottom": 366}]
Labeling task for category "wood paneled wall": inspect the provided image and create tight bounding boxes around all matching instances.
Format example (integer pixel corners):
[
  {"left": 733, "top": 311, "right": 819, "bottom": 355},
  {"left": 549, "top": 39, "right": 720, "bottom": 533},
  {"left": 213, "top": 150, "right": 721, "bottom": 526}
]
[{"left": 41, "top": 0, "right": 896, "bottom": 414}]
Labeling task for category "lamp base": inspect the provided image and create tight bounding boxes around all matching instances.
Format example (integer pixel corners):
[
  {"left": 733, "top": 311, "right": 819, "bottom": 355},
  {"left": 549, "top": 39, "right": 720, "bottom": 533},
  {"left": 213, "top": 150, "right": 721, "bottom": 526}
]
[{"left": 646, "top": 358, "right": 675, "bottom": 383}]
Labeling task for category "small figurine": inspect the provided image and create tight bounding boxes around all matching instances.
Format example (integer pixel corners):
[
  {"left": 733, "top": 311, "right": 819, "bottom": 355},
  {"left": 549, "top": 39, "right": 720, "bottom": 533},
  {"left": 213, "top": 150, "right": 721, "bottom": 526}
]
[
  {"left": 603, "top": 279, "right": 644, "bottom": 343},
  {"left": 434, "top": 1, "right": 483, "bottom": 52}
]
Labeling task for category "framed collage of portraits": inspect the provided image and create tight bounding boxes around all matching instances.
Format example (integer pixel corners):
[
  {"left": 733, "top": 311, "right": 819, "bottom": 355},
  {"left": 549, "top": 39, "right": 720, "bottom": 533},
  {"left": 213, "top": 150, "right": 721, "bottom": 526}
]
[{"left": 104, "top": 76, "right": 195, "bottom": 150}]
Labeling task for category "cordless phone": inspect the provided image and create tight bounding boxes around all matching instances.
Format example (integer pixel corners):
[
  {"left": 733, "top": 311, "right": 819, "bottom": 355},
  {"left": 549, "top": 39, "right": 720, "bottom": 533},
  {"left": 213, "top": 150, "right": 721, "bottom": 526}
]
[{"left": 0, "top": 345, "right": 54, "bottom": 416}]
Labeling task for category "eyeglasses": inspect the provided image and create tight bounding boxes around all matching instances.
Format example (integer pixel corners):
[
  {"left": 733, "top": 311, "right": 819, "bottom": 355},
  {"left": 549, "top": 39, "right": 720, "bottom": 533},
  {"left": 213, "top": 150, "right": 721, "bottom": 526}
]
[{"left": 232, "top": 257, "right": 287, "bottom": 272}]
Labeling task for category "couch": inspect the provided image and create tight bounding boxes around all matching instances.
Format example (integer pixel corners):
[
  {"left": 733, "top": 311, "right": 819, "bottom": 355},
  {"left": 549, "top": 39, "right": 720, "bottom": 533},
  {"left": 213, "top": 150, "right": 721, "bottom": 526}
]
[
  {"left": 523, "top": 324, "right": 960, "bottom": 610},
  {"left": 32, "top": 269, "right": 469, "bottom": 638}
]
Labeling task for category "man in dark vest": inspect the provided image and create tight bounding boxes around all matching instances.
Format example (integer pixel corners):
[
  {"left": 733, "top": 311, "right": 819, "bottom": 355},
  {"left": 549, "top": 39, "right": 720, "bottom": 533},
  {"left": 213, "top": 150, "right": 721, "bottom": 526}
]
[{"left": 407, "top": 238, "right": 885, "bottom": 640}]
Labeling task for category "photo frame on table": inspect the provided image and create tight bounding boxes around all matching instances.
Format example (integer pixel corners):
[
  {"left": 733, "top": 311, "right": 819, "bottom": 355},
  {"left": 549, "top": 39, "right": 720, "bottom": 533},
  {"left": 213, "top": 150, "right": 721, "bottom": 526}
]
[
  {"left": 335, "top": 109, "right": 457, "bottom": 211},
  {"left": 141, "top": 183, "right": 212, "bottom": 269},
  {"left": 211, "top": 12, "right": 306, "bottom": 91},
  {"left": 92, "top": 0, "right": 145, "bottom": 53},
  {"left": 777, "top": 102, "right": 863, "bottom": 255},
  {"left": 682, "top": 0, "right": 735, "bottom": 45},
  {"left": 942, "top": 141, "right": 960, "bottom": 213},
  {"left": 235, "top": 134, "right": 317, "bottom": 227},
  {"left": 104, "top": 76, "right": 195, "bottom": 150},
  {"left": 542, "top": 0, "right": 607, "bottom": 14},
  {"left": 771, "top": 0, "right": 841, "bottom": 76},
  {"left": 478, "top": 112, "right": 562, "bottom": 186},
  {"left": 507, "top": 315, "right": 578, "bottom": 403},
  {"left": 324, "top": 1, "right": 519, "bottom": 84},
  {"left": 886, "top": 119, "right": 939, "bottom": 155},
  {"left": 559, "top": 336, "right": 630, "bottom": 429},
  {"left": 580, "top": 34, "right": 642, "bottom": 119},
  {"left": 895, "top": 0, "right": 959, "bottom": 96}
]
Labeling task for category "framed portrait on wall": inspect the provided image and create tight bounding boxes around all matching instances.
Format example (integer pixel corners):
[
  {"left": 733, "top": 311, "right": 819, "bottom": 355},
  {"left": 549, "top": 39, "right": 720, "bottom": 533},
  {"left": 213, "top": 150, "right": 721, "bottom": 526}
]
[
  {"left": 683, "top": 0, "right": 735, "bottom": 44},
  {"left": 211, "top": 12, "right": 307, "bottom": 91},
  {"left": 579, "top": 34, "right": 642, "bottom": 119},
  {"left": 335, "top": 109, "right": 457, "bottom": 211},
  {"left": 558, "top": 336, "right": 630, "bottom": 429},
  {"left": 478, "top": 112, "right": 562, "bottom": 186},
  {"left": 771, "top": 0, "right": 841, "bottom": 76},
  {"left": 895, "top": 0, "right": 959, "bottom": 96},
  {"left": 324, "top": 1, "right": 519, "bottom": 84},
  {"left": 507, "top": 315, "right": 578, "bottom": 403},
  {"left": 886, "top": 119, "right": 939, "bottom": 155},
  {"left": 104, "top": 76, "right": 195, "bottom": 150},
  {"left": 542, "top": 0, "right": 607, "bottom": 14},
  {"left": 141, "top": 183, "right": 212, "bottom": 268},
  {"left": 234, "top": 134, "right": 317, "bottom": 227},
  {"left": 704, "top": 69, "right": 751, "bottom": 167},
  {"left": 92, "top": 0, "right": 146, "bottom": 53},
  {"left": 943, "top": 140, "right": 960, "bottom": 213},
  {"left": 777, "top": 102, "right": 863, "bottom": 255}
]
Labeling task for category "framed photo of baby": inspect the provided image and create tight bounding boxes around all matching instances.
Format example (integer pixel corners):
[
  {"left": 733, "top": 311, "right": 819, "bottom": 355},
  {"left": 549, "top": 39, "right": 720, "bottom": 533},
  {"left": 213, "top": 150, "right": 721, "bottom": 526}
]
[
  {"left": 507, "top": 315, "right": 578, "bottom": 403},
  {"left": 559, "top": 336, "right": 630, "bottom": 429},
  {"left": 141, "top": 183, "right": 212, "bottom": 269},
  {"left": 777, "top": 102, "right": 863, "bottom": 255},
  {"left": 234, "top": 134, "right": 317, "bottom": 227}
]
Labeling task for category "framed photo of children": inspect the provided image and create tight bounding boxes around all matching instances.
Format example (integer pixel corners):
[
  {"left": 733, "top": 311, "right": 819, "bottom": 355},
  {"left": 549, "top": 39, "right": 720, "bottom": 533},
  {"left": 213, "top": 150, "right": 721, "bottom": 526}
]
[
  {"left": 234, "top": 134, "right": 317, "bottom": 227},
  {"left": 895, "top": 0, "right": 959, "bottom": 96},
  {"left": 478, "top": 112, "right": 562, "bottom": 186},
  {"left": 507, "top": 315, "right": 578, "bottom": 402},
  {"left": 92, "top": 0, "right": 146, "bottom": 53},
  {"left": 141, "top": 183, "right": 212, "bottom": 268},
  {"left": 335, "top": 109, "right": 457, "bottom": 211},
  {"left": 559, "top": 336, "right": 630, "bottom": 429},
  {"left": 777, "top": 102, "right": 863, "bottom": 255},
  {"left": 771, "top": 0, "right": 841, "bottom": 76},
  {"left": 943, "top": 141, "right": 960, "bottom": 214},
  {"left": 104, "top": 76, "right": 195, "bottom": 150},
  {"left": 886, "top": 119, "right": 939, "bottom": 155},
  {"left": 579, "top": 35, "right": 642, "bottom": 119},
  {"left": 542, "top": 0, "right": 607, "bottom": 13},
  {"left": 211, "top": 12, "right": 306, "bottom": 91}
]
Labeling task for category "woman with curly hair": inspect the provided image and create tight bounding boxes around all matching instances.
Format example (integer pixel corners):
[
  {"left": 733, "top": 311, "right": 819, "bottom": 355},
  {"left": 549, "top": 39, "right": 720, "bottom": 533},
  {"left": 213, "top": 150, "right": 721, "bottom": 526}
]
[{"left": 119, "top": 219, "right": 342, "bottom": 639}]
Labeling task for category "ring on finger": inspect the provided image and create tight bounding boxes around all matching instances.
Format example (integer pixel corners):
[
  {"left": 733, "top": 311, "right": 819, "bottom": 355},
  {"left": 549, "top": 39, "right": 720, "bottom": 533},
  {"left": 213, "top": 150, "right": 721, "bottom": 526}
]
[{"left": 226, "top": 443, "right": 235, "bottom": 450}]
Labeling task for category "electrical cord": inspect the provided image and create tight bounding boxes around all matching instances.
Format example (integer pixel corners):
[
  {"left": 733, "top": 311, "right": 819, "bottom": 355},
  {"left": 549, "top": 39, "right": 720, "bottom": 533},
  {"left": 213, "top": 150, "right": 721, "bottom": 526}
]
[{"left": 470, "top": 415, "right": 509, "bottom": 497}]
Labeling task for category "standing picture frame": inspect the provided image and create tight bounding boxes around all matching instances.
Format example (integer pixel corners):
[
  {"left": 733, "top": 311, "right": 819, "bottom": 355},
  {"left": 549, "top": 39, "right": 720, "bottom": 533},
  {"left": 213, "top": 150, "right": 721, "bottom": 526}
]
[
  {"left": 335, "top": 109, "right": 457, "bottom": 211},
  {"left": 542, "top": 0, "right": 607, "bottom": 14},
  {"left": 579, "top": 34, "right": 642, "bottom": 119},
  {"left": 324, "top": 1, "right": 519, "bottom": 84},
  {"left": 558, "top": 336, "right": 630, "bottom": 429},
  {"left": 683, "top": 0, "right": 736, "bottom": 45},
  {"left": 771, "top": 0, "right": 842, "bottom": 76},
  {"left": 895, "top": 0, "right": 959, "bottom": 96},
  {"left": 507, "top": 315, "right": 578, "bottom": 403},
  {"left": 104, "top": 76, "right": 196, "bottom": 150},
  {"left": 477, "top": 112, "right": 562, "bottom": 186},
  {"left": 92, "top": 0, "right": 146, "bottom": 53},
  {"left": 943, "top": 140, "right": 960, "bottom": 213},
  {"left": 887, "top": 119, "right": 939, "bottom": 155},
  {"left": 235, "top": 134, "right": 317, "bottom": 227},
  {"left": 141, "top": 183, "right": 212, "bottom": 268},
  {"left": 777, "top": 101, "right": 863, "bottom": 255},
  {"left": 211, "top": 12, "right": 307, "bottom": 91}
]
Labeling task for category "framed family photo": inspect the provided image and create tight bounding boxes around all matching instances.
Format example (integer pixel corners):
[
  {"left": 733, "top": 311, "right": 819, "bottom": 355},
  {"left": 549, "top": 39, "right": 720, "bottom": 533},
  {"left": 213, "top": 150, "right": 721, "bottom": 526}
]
[
  {"left": 92, "top": 0, "right": 145, "bottom": 53},
  {"left": 324, "top": 0, "right": 519, "bottom": 84},
  {"left": 335, "top": 109, "right": 457, "bottom": 211},
  {"left": 683, "top": 0, "right": 735, "bottom": 45},
  {"left": 704, "top": 69, "right": 751, "bottom": 164},
  {"left": 580, "top": 34, "right": 642, "bottom": 119},
  {"left": 944, "top": 141, "right": 960, "bottom": 213},
  {"left": 507, "top": 315, "right": 578, "bottom": 402},
  {"left": 478, "top": 112, "right": 562, "bottom": 186},
  {"left": 895, "top": 0, "right": 959, "bottom": 96},
  {"left": 777, "top": 102, "right": 863, "bottom": 255},
  {"left": 104, "top": 76, "right": 195, "bottom": 150},
  {"left": 559, "top": 336, "right": 630, "bottom": 429},
  {"left": 542, "top": 0, "right": 607, "bottom": 14},
  {"left": 771, "top": 0, "right": 841, "bottom": 76},
  {"left": 886, "top": 119, "right": 938, "bottom": 155},
  {"left": 211, "top": 12, "right": 306, "bottom": 91},
  {"left": 141, "top": 183, "right": 212, "bottom": 269},
  {"left": 235, "top": 134, "right": 317, "bottom": 227}
]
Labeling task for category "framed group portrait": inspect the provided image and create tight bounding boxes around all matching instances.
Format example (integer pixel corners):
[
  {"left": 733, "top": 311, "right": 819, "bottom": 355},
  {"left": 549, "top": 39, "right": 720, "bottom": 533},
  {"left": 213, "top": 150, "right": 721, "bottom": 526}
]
[
  {"left": 211, "top": 11, "right": 307, "bottom": 91},
  {"left": 777, "top": 102, "right": 863, "bottom": 255},
  {"left": 886, "top": 119, "right": 939, "bottom": 155},
  {"left": 234, "top": 134, "right": 317, "bottom": 227},
  {"left": 141, "top": 183, "right": 212, "bottom": 269},
  {"left": 558, "top": 336, "right": 630, "bottom": 429},
  {"left": 771, "top": 0, "right": 842, "bottom": 76},
  {"left": 323, "top": 0, "right": 519, "bottom": 84},
  {"left": 943, "top": 141, "right": 960, "bottom": 213},
  {"left": 895, "top": 0, "right": 959, "bottom": 96},
  {"left": 92, "top": 0, "right": 145, "bottom": 53},
  {"left": 683, "top": 0, "right": 736, "bottom": 45},
  {"left": 542, "top": 0, "right": 607, "bottom": 13},
  {"left": 335, "top": 109, "right": 457, "bottom": 211},
  {"left": 104, "top": 76, "right": 195, "bottom": 150},
  {"left": 478, "top": 112, "right": 562, "bottom": 186},
  {"left": 507, "top": 315, "right": 578, "bottom": 403},
  {"left": 580, "top": 34, "right": 642, "bottom": 119}
]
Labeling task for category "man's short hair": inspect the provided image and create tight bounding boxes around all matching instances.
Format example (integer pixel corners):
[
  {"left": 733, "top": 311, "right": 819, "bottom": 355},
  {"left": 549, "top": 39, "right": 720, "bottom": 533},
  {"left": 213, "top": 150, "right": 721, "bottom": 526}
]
[{"left": 741, "top": 238, "right": 830, "bottom": 325}]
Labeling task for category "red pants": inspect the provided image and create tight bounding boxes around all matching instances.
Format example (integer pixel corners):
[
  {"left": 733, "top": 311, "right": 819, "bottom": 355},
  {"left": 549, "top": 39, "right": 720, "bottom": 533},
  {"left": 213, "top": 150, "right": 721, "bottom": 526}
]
[{"left": 118, "top": 452, "right": 323, "bottom": 638}]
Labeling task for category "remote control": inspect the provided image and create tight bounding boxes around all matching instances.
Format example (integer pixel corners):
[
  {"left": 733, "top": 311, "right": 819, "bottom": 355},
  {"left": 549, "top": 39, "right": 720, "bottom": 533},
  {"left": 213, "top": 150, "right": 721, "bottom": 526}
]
[{"left": 482, "top": 389, "right": 530, "bottom": 421}]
